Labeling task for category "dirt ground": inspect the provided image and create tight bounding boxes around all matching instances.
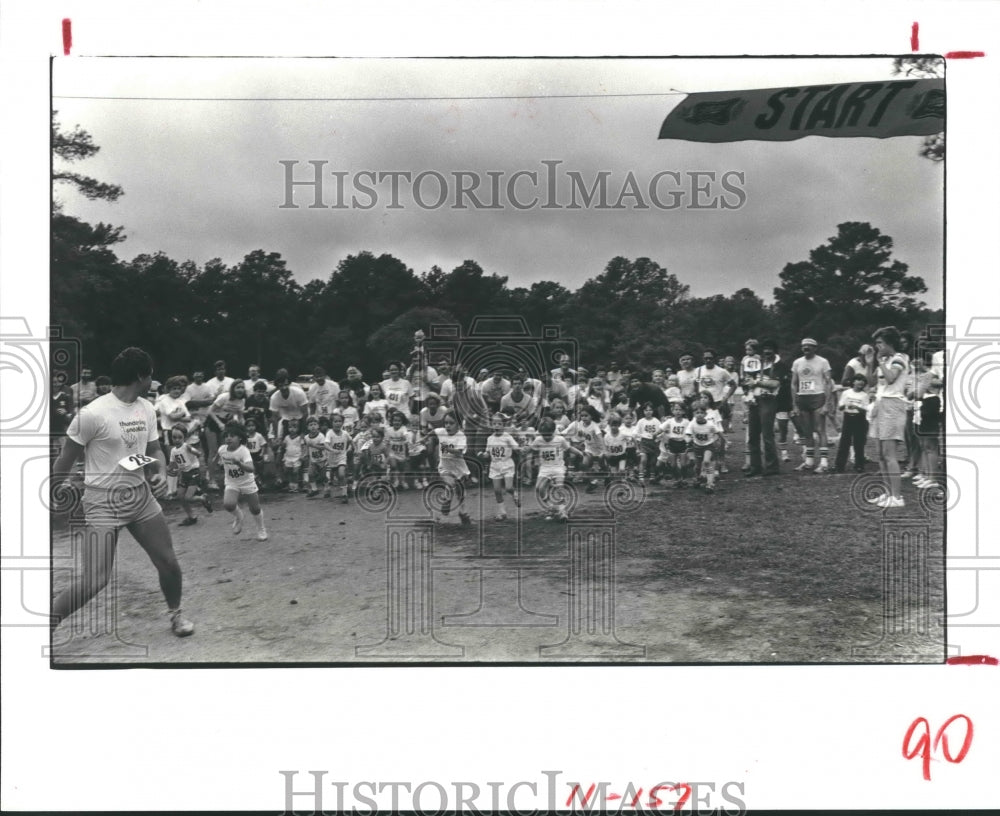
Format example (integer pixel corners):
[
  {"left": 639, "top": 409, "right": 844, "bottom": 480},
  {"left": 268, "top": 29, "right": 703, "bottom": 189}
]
[{"left": 50, "top": 428, "right": 945, "bottom": 665}]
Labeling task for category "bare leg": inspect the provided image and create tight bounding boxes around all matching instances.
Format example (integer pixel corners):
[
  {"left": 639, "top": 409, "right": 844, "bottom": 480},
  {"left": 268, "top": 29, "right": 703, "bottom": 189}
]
[{"left": 52, "top": 525, "right": 119, "bottom": 628}]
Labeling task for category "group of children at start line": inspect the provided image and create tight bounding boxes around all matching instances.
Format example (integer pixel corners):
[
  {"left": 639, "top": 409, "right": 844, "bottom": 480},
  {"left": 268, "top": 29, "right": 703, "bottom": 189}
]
[{"left": 162, "top": 390, "right": 736, "bottom": 529}]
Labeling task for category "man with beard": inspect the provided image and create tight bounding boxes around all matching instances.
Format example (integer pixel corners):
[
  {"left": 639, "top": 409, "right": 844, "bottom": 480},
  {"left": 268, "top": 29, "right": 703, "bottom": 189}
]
[{"left": 627, "top": 375, "right": 670, "bottom": 418}]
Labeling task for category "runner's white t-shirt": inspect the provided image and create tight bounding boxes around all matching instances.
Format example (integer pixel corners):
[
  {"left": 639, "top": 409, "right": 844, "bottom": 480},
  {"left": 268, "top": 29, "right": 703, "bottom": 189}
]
[{"left": 67, "top": 392, "right": 159, "bottom": 489}]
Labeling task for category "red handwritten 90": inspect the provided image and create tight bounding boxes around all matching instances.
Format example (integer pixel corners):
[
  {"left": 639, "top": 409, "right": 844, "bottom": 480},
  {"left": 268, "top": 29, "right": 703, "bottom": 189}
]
[{"left": 902, "top": 715, "right": 974, "bottom": 781}]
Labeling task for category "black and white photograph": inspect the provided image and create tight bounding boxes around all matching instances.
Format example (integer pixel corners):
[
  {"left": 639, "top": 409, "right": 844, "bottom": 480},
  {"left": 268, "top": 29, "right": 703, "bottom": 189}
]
[
  {"left": 2, "top": 2, "right": 998, "bottom": 812},
  {"left": 47, "top": 55, "right": 948, "bottom": 666}
]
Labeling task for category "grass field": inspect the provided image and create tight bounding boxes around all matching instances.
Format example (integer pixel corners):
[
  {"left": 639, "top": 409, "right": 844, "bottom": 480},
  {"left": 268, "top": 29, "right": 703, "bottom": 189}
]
[{"left": 50, "top": 427, "right": 945, "bottom": 665}]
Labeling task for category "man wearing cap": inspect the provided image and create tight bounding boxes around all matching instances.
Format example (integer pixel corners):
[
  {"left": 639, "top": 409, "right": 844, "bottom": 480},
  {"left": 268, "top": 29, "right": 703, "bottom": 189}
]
[{"left": 790, "top": 338, "right": 833, "bottom": 472}]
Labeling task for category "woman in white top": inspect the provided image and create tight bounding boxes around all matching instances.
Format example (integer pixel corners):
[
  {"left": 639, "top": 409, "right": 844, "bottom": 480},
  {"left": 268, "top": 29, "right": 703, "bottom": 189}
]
[{"left": 869, "top": 326, "right": 909, "bottom": 508}]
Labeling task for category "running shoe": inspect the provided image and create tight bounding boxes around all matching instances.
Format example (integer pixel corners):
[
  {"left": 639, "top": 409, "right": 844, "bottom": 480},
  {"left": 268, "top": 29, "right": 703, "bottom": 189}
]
[
  {"left": 179, "top": 517, "right": 198, "bottom": 527},
  {"left": 232, "top": 508, "right": 244, "bottom": 534},
  {"left": 169, "top": 609, "right": 195, "bottom": 637},
  {"left": 257, "top": 529, "right": 269, "bottom": 541},
  {"left": 780, "top": 451, "right": 791, "bottom": 462},
  {"left": 794, "top": 462, "right": 814, "bottom": 471},
  {"left": 307, "top": 489, "right": 319, "bottom": 498},
  {"left": 917, "top": 481, "right": 941, "bottom": 490},
  {"left": 459, "top": 512, "right": 472, "bottom": 526},
  {"left": 814, "top": 464, "right": 829, "bottom": 474},
  {"left": 875, "top": 495, "right": 905, "bottom": 508},
  {"left": 511, "top": 493, "right": 521, "bottom": 508},
  {"left": 201, "top": 493, "right": 214, "bottom": 513}
]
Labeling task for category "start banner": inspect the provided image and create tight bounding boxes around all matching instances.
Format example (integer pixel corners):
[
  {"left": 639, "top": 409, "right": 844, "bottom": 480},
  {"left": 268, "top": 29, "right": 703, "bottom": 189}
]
[{"left": 658, "top": 78, "right": 944, "bottom": 142}]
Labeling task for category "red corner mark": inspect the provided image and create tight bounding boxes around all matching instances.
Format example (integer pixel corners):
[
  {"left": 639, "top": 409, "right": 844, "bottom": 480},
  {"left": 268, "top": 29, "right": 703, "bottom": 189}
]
[
  {"left": 946, "top": 654, "right": 999, "bottom": 666},
  {"left": 62, "top": 18, "right": 72, "bottom": 56},
  {"left": 910, "top": 22, "right": 985, "bottom": 59}
]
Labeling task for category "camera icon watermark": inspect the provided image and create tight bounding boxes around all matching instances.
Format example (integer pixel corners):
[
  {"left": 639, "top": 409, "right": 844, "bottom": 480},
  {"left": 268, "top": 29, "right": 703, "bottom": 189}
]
[
  {"left": 0, "top": 317, "right": 80, "bottom": 442},
  {"left": 930, "top": 318, "right": 1000, "bottom": 437}
]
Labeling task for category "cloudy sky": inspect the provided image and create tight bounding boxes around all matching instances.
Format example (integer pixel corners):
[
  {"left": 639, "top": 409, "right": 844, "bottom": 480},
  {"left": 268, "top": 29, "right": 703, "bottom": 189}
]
[{"left": 53, "top": 56, "right": 944, "bottom": 307}]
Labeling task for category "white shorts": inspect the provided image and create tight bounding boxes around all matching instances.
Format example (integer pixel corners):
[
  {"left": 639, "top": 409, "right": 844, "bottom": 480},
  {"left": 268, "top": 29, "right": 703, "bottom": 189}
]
[
  {"left": 224, "top": 481, "right": 259, "bottom": 496},
  {"left": 536, "top": 466, "right": 565, "bottom": 484},
  {"left": 438, "top": 457, "right": 470, "bottom": 479},
  {"left": 489, "top": 459, "right": 516, "bottom": 480}
]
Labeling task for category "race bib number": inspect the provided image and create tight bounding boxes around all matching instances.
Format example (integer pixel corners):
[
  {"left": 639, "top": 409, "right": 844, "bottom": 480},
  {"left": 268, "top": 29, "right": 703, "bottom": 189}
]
[
  {"left": 441, "top": 443, "right": 455, "bottom": 454},
  {"left": 391, "top": 442, "right": 406, "bottom": 454},
  {"left": 800, "top": 380, "right": 817, "bottom": 392},
  {"left": 118, "top": 453, "right": 156, "bottom": 471},
  {"left": 490, "top": 446, "right": 507, "bottom": 459},
  {"left": 227, "top": 466, "right": 245, "bottom": 478},
  {"left": 331, "top": 441, "right": 345, "bottom": 452},
  {"left": 311, "top": 448, "right": 325, "bottom": 460},
  {"left": 388, "top": 391, "right": 402, "bottom": 403},
  {"left": 541, "top": 449, "right": 557, "bottom": 461},
  {"left": 319, "top": 405, "right": 330, "bottom": 415},
  {"left": 172, "top": 453, "right": 187, "bottom": 466},
  {"left": 694, "top": 432, "right": 709, "bottom": 443}
]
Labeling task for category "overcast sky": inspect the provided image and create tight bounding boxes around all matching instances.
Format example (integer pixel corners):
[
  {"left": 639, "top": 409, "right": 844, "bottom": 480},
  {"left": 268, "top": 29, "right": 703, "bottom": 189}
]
[{"left": 53, "top": 56, "right": 944, "bottom": 308}]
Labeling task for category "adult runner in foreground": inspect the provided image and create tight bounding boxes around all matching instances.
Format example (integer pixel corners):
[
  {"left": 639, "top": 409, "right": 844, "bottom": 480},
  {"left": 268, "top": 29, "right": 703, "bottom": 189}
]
[{"left": 51, "top": 347, "right": 195, "bottom": 638}]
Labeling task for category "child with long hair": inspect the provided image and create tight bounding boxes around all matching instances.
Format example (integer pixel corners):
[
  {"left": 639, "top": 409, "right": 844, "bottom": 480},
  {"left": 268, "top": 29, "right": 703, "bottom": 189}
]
[
  {"left": 167, "top": 424, "right": 213, "bottom": 525},
  {"left": 216, "top": 422, "right": 268, "bottom": 540}
]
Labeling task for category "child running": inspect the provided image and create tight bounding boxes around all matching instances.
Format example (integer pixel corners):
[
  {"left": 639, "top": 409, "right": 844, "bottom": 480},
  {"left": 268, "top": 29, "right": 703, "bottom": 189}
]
[
  {"left": 216, "top": 422, "right": 268, "bottom": 540},
  {"left": 480, "top": 413, "right": 521, "bottom": 520},
  {"left": 685, "top": 404, "right": 724, "bottom": 494},
  {"left": 602, "top": 414, "right": 629, "bottom": 482},
  {"left": 529, "top": 416, "right": 582, "bottom": 521},
  {"left": 658, "top": 401, "right": 691, "bottom": 487},
  {"left": 279, "top": 418, "right": 305, "bottom": 492},
  {"left": 167, "top": 424, "right": 213, "bottom": 525},
  {"left": 385, "top": 411, "right": 412, "bottom": 489},
  {"left": 432, "top": 413, "right": 472, "bottom": 525},
  {"left": 324, "top": 413, "right": 353, "bottom": 503},
  {"left": 635, "top": 403, "right": 661, "bottom": 484},
  {"left": 303, "top": 416, "right": 330, "bottom": 497},
  {"left": 244, "top": 417, "right": 273, "bottom": 490}
]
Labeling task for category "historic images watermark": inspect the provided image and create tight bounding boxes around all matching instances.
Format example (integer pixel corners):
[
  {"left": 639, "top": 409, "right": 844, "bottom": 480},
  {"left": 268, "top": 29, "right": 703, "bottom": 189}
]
[
  {"left": 279, "top": 769, "right": 748, "bottom": 814},
  {"left": 279, "top": 160, "right": 747, "bottom": 211}
]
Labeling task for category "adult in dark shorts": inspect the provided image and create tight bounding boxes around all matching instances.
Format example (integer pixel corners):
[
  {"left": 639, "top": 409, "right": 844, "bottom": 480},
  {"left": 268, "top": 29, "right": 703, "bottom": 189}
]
[
  {"left": 744, "top": 339, "right": 789, "bottom": 476},
  {"left": 790, "top": 338, "right": 833, "bottom": 473},
  {"left": 51, "top": 347, "right": 194, "bottom": 638}
]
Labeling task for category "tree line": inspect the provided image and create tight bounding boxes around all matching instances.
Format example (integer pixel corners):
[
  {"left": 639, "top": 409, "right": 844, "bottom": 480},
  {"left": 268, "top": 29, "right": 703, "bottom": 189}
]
[{"left": 52, "top": 116, "right": 941, "bottom": 381}]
